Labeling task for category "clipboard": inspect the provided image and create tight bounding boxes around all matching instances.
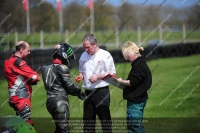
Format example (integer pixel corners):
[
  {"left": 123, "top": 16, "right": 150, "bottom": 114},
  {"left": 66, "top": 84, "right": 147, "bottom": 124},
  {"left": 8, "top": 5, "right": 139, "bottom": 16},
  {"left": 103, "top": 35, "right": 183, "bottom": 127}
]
[{"left": 102, "top": 74, "right": 125, "bottom": 89}]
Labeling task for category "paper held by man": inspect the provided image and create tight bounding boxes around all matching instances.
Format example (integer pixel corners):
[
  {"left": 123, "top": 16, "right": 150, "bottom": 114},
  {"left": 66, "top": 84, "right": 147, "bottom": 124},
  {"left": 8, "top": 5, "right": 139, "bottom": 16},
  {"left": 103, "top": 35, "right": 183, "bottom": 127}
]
[{"left": 102, "top": 74, "right": 125, "bottom": 89}]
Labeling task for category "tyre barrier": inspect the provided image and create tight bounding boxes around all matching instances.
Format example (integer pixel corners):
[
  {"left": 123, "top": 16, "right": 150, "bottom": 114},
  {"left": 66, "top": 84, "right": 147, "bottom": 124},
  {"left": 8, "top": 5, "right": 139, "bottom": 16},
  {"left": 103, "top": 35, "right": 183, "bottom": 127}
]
[{"left": 0, "top": 42, "right": 199, "bottom": 79}]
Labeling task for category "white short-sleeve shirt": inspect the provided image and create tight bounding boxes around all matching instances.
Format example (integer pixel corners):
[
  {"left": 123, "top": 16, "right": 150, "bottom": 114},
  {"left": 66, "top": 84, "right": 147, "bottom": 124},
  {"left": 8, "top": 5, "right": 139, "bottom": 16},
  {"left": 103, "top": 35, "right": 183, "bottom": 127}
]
[{"left": 79, "top": 48, "right": 116, "bottom": 90}]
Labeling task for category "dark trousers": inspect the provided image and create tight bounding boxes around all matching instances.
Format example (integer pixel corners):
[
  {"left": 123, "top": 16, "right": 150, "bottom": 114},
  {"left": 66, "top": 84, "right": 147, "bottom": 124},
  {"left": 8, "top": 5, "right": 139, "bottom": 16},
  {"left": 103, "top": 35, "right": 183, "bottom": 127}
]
[
  {"left": 46, "top": 97, "right": 70, "bottom": 133},
  {"left": 83, "top": 86, "right": 112, "bottom": 133}
]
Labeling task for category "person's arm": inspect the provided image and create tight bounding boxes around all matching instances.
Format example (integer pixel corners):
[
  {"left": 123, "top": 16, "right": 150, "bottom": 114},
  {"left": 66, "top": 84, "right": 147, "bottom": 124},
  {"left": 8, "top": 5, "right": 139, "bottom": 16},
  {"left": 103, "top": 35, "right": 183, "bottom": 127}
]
[
  {"left": 13, "top": 58, "right": 40, "bottom": 84},
  {"left": 89, "top": 52, "right": 116, "bottom": 83},
  {"left": 116, "top": 78, "right": 131, "bottom": 86},
  {"left": 94, "top": 73, "right": 106, "bottom": 80},
  {"left": 104, "top": 52, "right": 116, "bottom": 76},
  {"left": 75, "top": 57, "right": 84, "bottom": 83},
  {"left": 56, "top": 64, "right": 86, "bottom": 100},
  {"left": 117, "top": 66, "right": 145, "bottom": 87},
  {"left": 91, "top": 52, "right": 116, "bottom": 81}
]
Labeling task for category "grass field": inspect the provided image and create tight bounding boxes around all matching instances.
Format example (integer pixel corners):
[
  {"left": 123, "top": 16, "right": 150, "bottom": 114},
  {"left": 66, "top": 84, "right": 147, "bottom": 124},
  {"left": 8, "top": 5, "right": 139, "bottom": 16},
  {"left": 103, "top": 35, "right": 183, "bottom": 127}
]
[
  {"left": 1, "top": 30, "right": 200, "bottom": 51},
  {"left": 0, "top": 54, "right": 200, "bottom": 133}
]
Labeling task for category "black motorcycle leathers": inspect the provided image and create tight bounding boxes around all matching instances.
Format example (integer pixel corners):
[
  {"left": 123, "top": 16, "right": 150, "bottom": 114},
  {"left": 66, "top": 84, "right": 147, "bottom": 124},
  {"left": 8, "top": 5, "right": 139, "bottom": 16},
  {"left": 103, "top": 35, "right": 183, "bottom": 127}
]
[{"left": 42, "top": 61, "right": 85, "bottom": 133}]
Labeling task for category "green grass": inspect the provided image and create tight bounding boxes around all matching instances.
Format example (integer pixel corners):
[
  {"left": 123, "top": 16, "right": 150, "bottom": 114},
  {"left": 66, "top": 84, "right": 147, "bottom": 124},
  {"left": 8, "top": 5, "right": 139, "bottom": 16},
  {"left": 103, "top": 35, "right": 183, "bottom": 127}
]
[{"left": 0, "top": 54, "right": 200, "bottom": 133}]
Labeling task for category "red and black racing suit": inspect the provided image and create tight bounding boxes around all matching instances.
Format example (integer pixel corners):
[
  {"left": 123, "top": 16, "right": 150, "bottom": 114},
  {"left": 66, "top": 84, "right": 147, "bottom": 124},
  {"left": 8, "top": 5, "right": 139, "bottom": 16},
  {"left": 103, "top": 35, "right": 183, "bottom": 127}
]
[{"left": 4, "top": 55, "right": 40, "bottom": 125}]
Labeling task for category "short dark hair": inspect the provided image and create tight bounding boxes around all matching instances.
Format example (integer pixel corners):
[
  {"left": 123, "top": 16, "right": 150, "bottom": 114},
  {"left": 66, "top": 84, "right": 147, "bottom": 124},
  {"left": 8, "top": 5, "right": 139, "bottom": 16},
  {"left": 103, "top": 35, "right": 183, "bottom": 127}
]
[
  {"left": 16, "top": 43, "right": 26, "bottom": 51},
  {"left": 82, "top": 33, "right": 97, "bottom": 45}
]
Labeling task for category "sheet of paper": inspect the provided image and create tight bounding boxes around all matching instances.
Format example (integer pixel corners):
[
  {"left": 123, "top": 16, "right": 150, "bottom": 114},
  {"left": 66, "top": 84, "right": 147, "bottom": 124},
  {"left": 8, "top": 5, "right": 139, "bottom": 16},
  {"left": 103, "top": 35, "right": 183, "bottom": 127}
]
[{"left": 102, "top": 74, "right": 125, "bottom": 89}]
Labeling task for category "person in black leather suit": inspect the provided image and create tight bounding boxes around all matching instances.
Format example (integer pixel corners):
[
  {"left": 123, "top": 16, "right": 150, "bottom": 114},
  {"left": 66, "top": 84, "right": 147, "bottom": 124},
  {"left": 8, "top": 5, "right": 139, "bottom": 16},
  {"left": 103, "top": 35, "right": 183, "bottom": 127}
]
[{"left": 41, "top": 42, "right": 86, "bottom": 133}]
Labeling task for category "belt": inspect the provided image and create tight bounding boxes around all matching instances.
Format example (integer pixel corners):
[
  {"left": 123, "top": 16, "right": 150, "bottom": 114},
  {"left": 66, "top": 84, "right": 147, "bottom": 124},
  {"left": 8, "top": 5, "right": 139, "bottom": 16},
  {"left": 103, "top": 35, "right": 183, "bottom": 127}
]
[{"left": 85, "top": 86, "right": 108, "bottom": 93}]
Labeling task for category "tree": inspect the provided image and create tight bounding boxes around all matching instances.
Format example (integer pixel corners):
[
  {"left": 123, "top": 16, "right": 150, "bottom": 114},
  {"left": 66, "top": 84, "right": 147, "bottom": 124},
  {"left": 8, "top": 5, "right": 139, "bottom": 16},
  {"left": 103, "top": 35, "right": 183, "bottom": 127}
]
[
  {"left": 30, "top": 2, "right": 57, "bottom": 32},
  {"left": 185, "top": 5, "right": 200, "bottom": 28},
  {"left": 92, "top": 1, "right": 115, "bottom": 31},
  {"left": 0, "top": 0, "right": 25, "bottom": 32},
  {"left": 63, "top": 2, "right": 86, "bottom": 32},
  {"left": 118, "top": 2, "right": 136, "bottom": 30},
  {"left": 141, "top": 5, "right": 160, "bottom": 29}
]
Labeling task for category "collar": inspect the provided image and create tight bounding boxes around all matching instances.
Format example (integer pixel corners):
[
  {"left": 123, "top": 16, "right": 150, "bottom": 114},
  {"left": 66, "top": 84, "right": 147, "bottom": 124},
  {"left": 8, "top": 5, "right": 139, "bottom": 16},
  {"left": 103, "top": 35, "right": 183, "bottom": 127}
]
[
  {"left": 131, "top": 55, "right": 142, "bottom": 66},
  {"left": 96, "top": 46, "right": 100, "bottom": 52},
  {"left": 12, "top": 54, "right": 21, "bottom": 59},
  {"left": 93, "top": 46, "right": 100, "bottom": 54},
  {"left": 93, "top": 46, "right": 100, "bottom": 55},
  {"left": 52, "top": 59, "right": 62, "bottom": 64},
  {"left": 88, "top": 47, "right": 100, "bottom": 59}
]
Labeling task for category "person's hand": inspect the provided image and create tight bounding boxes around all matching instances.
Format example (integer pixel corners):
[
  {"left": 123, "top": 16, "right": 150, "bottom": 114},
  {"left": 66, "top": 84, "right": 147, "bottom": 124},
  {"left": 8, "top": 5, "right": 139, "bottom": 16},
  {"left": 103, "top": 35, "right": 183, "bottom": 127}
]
[
  {"left": 78, "top": 91, "right": 87, "bottom": 100},
  {"left": 89, "top": 74, "right": 98, "bottom": 83},
  {"left": 27, "top": 78, "right": 38, "bottom": 85},
  {"left": 116, "top": 78, "right": 123, "bottom": 83},
  {"left": 75, "top": 75, "right": 83, "bottom": 83},
  {"left": 75, "top": 76, "right": 81, "bottom": 83}
]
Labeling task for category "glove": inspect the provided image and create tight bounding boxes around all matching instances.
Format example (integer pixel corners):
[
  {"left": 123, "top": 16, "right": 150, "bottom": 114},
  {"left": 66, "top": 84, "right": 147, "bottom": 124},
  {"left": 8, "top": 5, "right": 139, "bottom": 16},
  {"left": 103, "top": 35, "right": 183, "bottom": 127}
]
[
  {"left": 78, "top": 91, "right": 87, "bottom": 100},
  {"left": 30, "top": 82, "right": 37, "bottom": 85},
  {"left": 28, "top": 80, "right": 38, "bottom": 85}
]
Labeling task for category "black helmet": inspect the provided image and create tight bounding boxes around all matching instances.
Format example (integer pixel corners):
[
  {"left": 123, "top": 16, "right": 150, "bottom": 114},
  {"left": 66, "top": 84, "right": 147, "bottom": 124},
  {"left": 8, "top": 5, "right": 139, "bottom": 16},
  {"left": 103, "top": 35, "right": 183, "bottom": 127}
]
[{"left": 52, "top": 42, "right": 76, "bottom": 66}]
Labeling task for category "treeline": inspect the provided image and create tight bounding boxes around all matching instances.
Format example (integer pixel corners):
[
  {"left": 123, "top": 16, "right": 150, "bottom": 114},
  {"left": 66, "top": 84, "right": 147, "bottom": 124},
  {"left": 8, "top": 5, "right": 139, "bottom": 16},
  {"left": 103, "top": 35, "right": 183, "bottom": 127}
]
[{"left": 0, "top": 0, "right": 199, "bottom": 33}]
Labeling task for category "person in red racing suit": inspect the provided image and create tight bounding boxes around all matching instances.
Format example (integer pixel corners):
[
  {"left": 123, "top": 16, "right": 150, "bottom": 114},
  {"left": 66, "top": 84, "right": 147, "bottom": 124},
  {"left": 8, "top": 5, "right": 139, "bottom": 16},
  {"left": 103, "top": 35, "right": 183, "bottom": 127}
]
[{"left": 4, "top": 41, "right": 40, "bottom": 126}]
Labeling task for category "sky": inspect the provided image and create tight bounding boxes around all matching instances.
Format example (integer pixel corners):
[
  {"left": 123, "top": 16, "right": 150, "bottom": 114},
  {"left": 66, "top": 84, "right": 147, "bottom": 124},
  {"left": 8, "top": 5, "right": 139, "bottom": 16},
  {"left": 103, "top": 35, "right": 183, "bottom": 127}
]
[{"left": 46, "top": 0, "right": 200, "bottom": 8}]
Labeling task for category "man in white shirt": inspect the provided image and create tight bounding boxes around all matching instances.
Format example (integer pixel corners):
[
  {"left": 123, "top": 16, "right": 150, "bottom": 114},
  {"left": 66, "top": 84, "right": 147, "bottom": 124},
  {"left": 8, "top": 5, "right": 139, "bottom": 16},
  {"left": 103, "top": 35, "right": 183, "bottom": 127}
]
[{"left": 76, "top": 33, "right": 116, "bottom": 133}]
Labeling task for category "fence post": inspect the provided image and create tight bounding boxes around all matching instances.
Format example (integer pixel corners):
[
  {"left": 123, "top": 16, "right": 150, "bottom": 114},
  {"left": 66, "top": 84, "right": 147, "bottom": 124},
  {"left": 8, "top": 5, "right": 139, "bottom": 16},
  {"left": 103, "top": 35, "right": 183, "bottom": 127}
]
[
  {"left": 137, "top": 26, "right": 141, "bottom": 45},
  {"left": 159, "top": 25, "right": 162, "bottom": 42},
  {"left": 115, "top": 28, "right": 119, "bottom": 48},
  {"left": 40, "top": 30, "right": 44, "bottom": 48},
  {"left": 183, "top": 24, "right": 186, "bottom": 43},
  {"left": 15, "top": 31, "right": 18, "bottom": 44},
  {"left": 7, "top": 33, "right": 9, "bottom": 49},
  {"left": 65, "top": 29, "right": 69, "bottom": 43}
]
